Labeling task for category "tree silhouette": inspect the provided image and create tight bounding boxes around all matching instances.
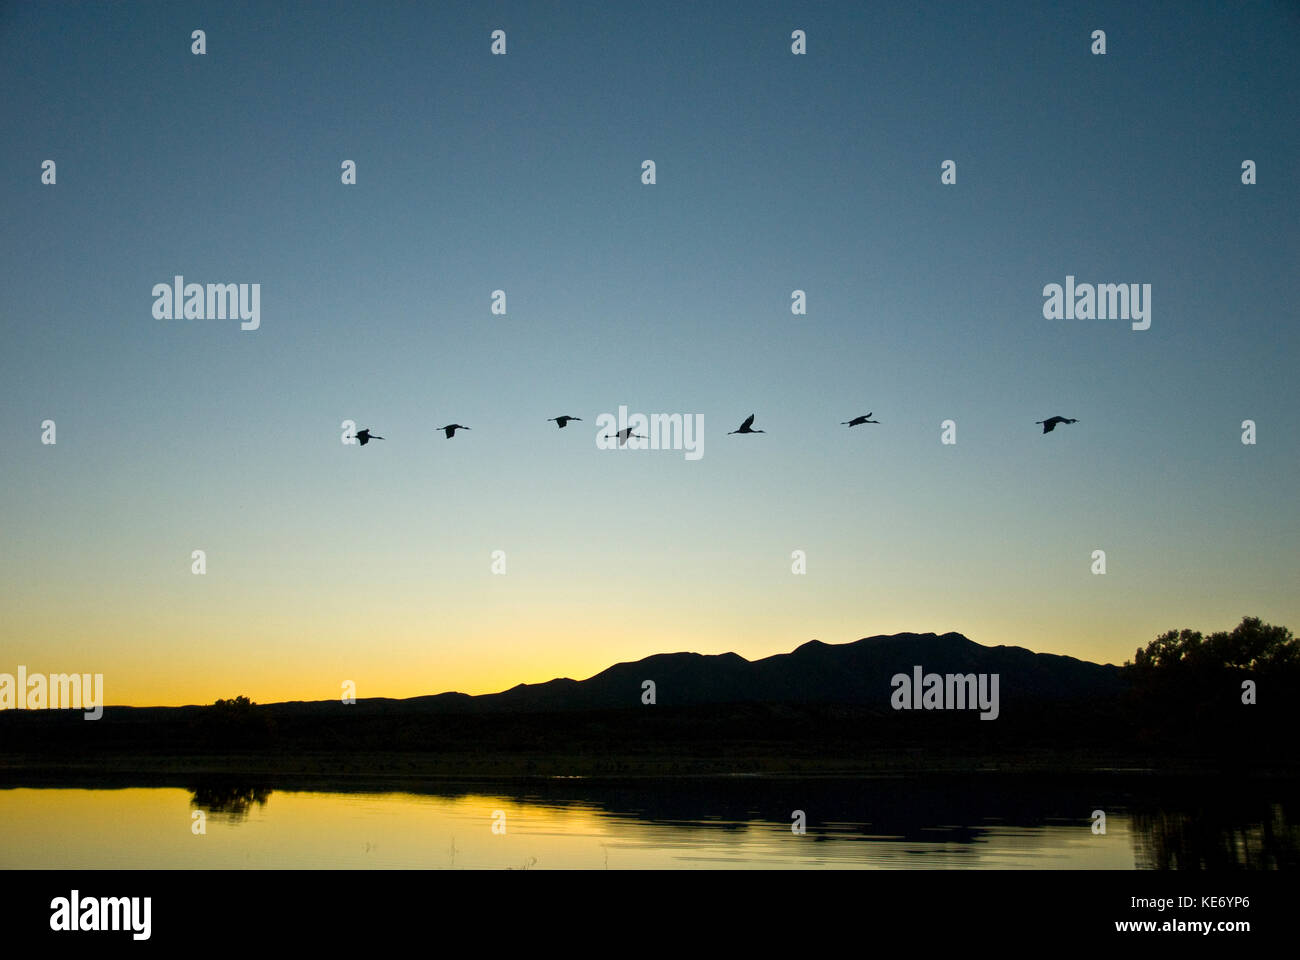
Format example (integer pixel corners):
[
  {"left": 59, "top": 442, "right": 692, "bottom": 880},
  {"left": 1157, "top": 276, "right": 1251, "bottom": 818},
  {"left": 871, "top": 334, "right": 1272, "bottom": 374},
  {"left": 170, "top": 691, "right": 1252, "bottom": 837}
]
[
  {"left": 1125, "top": 616, "right": 1298, "bottom": 756},
  {"left": 212, "top": 694, "right": 255, "bottom": 713},
  {"left": 1129, "top": 616, "right": 1297, "bottom": 675},
  {"left": 193, "top": 695, "right": 275, "bottom": 747}
]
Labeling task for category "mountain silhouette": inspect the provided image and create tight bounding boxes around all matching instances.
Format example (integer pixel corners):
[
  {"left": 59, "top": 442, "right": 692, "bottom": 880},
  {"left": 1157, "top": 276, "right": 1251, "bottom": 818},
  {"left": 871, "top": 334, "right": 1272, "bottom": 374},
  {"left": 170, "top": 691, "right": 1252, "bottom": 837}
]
[
  {"left": 5, "top": 630, "right": 1294, "bottom": 778},
  {"left": 422, "top": 632, "right": 1125, "bottom": 713}
]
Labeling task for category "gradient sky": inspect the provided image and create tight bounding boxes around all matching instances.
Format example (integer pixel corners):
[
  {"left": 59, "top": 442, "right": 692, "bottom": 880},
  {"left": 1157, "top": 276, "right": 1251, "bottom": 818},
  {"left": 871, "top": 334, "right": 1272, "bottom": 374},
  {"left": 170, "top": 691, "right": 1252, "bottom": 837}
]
[{"left": 2, "top": 0, "right": 1297, "bottom": 706}]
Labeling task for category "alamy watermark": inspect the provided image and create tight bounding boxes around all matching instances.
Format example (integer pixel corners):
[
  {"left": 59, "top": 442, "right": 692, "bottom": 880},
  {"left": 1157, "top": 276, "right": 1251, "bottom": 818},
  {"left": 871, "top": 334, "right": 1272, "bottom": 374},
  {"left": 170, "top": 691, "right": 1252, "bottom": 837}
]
[
  {"left": 0, "top": 667, "right": 103, "bottom": 719},
  {"left": 50, "top": 891, "right": 150, "bottom": 940},
  {"left": 595, "top": 405, "right": 703, "bottom": 460},
  {"left": 152, "top": 275, "right": 260, "bottom": 331},
  {"left": 890, "top": 666, "right": 999, "bottom": 720},
  {"left": 1042, "top": 275, "right": 1150, "bottom": 330}
]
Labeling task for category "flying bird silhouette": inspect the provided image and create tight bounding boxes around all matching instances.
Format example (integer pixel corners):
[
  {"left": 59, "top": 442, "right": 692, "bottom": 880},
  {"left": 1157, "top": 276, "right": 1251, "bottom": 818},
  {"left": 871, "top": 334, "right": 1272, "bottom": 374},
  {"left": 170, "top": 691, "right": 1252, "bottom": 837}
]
[
  {"left": 729, "top": 414, "right": 765, "bottom": 434},
  {"left": 548, "top": 416, "right": 582, "bottom": 429},
  {"left": 438, "top": 424, "right": 471, "bottom": 438},
  {"left": 605, "top": 427, "right": 647, "bottom": 445},
  {"left": 842, "top": 413, "right": 879, "bottom": 426},
  {"left": 1035, "top": 416, "right": 1078, "bottom": 434},
  {"left": 355, "top": 428, "right": 384, "bottom": 446}
]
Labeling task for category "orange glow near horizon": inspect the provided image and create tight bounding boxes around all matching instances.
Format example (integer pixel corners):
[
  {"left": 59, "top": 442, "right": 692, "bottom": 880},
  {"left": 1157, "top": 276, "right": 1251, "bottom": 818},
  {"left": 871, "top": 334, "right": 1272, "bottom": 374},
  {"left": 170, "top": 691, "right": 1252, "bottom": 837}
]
[{"left": 3, "top": 601, "right": 1278, "bottom": 707}]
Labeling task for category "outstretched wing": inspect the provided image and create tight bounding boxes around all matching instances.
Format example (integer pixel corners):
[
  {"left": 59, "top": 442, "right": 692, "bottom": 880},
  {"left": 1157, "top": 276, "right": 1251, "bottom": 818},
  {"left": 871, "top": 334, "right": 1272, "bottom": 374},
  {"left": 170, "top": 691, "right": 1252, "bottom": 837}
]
[{"left": 740, "top": 414, "right": 755, "bottom": 431}]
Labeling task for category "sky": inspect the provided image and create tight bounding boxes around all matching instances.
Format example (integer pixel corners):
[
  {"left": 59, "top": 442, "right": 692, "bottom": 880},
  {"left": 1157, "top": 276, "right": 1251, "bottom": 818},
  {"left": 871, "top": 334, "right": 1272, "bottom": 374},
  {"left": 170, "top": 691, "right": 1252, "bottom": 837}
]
[{"left": 2, "top": 0, "right": 1297, "bottom": 707}]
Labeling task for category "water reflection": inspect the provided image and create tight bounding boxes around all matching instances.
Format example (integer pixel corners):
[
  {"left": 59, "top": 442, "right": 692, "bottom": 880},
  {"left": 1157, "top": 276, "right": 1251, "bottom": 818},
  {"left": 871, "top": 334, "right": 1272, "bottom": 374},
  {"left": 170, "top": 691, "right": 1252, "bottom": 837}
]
[
  {"left": 190, "top": 779, "right": 272, "bottom": 821},
  {"left": 1133, "top": 801, "right": 1299, "bottom": 870},
  {"left": 0, "top": 774, "right": 1293, "bottom": 869},
  {"left": 177, "top": 774, "right": 1296, "bottom": 870}
]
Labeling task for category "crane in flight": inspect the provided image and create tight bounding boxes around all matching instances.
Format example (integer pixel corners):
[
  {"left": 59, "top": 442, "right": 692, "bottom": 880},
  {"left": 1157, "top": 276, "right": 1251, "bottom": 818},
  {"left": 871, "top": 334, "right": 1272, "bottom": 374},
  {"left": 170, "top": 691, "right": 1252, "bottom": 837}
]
[
  {"left": 355, "top": 428, "right": 384, "bottom": 446},
  {"left": 728, "top": 414, "right": 765, "bottom": 435},
  {"left": 548, "top": 416, "right": 582, "bottom": 429},
  {"left": 606, "top": 427, "right": 647, "bottom": 446},
  {"left": 438, "top": 424, "right": 471, "bottom": 438},
  {"left": 1035, "top": 416, "right": 1078, "bottom": 434},
  {"left": 841, "top": 413, "right": 879, "bottom": 427}
]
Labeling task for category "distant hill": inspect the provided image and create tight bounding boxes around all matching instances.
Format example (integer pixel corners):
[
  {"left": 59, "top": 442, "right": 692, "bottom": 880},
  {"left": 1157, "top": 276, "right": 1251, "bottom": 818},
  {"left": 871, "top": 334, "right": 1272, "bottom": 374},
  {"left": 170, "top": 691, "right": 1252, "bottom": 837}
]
[
  {"left": 54, "top": 631, "right": 1124, "bottom": 721},
  {"left": 4, "top": 631, "right": 1295, "bottom": 778},
  {"left": 410, "top": 631, "right": 1126, "bottom": 714}
]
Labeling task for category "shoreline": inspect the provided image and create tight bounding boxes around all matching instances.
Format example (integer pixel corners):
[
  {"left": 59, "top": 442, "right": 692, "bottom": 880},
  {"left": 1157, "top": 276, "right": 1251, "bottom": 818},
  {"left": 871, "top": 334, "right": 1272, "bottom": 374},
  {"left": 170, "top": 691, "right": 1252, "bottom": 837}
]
[{"left": 3, "top": 750, "right": 1297, "bottom": 787}]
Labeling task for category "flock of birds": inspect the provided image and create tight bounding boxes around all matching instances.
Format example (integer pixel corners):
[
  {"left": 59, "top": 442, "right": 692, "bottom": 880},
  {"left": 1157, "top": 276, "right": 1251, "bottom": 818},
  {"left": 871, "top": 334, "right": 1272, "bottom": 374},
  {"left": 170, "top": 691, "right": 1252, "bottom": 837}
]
[{"left": 352, "top": 414, "right": 1079, "bottom": 445}]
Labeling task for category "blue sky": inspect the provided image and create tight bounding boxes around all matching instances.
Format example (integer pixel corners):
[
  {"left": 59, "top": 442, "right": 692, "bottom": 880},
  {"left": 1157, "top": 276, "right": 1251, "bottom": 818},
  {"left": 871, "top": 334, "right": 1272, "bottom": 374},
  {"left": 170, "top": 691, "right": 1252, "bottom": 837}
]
[{"left": 2, "top": 0, "right": 1297, "bottom": 704}]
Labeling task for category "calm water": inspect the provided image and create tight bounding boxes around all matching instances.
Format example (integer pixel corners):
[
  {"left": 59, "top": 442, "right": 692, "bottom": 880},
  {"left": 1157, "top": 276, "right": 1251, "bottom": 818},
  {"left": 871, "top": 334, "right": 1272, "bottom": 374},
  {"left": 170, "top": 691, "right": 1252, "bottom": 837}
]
[{"left": 1, "top": 776, "right": 1294, "bottom": 869}]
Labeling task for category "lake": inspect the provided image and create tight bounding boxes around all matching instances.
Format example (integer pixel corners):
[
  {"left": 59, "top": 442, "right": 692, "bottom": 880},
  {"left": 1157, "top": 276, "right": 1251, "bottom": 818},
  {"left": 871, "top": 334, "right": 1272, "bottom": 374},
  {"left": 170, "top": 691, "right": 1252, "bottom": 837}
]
[{"left": 1, "top": 775, "right": 1293, "bottom": 869}]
